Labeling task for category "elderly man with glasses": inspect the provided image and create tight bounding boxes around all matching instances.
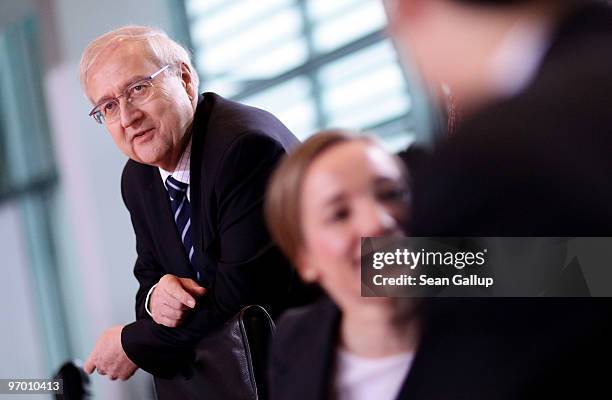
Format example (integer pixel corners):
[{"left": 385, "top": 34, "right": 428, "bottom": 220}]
[{"left": 80, "top": 25, "right": 300, "bottom": 381}]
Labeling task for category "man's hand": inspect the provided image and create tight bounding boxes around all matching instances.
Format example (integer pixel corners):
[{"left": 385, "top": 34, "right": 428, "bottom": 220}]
[
  {"left": 84, "top": 325, "right": 138, "bottom": 380},
  {"left": 150, "top": 274, "right": 206, "bottom": 327}
]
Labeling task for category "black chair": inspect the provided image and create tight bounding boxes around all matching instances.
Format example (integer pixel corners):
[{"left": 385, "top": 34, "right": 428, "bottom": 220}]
[
  {"left": 53, "top": 360, "right": 91, "bottom": 399},
  {"left": 154, "top": 305, "right": 275, "bottom": 400}
]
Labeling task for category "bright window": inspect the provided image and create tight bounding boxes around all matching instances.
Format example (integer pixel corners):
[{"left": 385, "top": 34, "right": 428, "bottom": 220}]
[{"left": 185, "top": 0, "right": 424, "bottom": 150}]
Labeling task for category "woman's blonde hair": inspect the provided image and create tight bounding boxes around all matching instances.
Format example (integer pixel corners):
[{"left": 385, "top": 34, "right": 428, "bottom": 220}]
[{"left": 265, "top": 129, "right": 403, "bottom": 263}]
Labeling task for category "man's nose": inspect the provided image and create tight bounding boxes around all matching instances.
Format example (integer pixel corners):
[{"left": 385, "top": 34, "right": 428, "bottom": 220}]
[
  {"left": 119, "top": 99, "right": 143, "bottom": 128},
  {"left": 356, "top": 200, "right": 397, "bottom": 238}
]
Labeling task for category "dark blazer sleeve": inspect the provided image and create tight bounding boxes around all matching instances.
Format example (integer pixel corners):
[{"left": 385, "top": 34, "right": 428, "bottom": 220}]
[{"left": 121, "top": 131, "right": 293, "bottom": 377}]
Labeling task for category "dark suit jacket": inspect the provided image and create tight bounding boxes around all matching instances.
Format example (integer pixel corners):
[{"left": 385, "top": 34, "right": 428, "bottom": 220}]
[
  {"left": 120, "top": 92, "right": 300, "bottom": 378},
  {"left": 390, "top": 2, "right": 612, "bottom": 398},
  {"left": 269, "top": 296, "right": 611, "bottom": 400},
  {"left": 408, "top": 2, "right": 612, "bottom": 237}
]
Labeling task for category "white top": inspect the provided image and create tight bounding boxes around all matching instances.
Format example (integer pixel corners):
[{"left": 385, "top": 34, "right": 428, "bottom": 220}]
[{"left": 333, "top": 349, "right": 414, "bottom": 400}]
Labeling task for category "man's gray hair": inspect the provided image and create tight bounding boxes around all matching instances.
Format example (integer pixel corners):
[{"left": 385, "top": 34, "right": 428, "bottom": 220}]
[{"left": 79, "top": 25, "right": 199, "bottom": 100}]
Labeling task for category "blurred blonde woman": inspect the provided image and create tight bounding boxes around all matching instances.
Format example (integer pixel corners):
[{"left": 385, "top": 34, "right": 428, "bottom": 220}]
[{"left": 265, "top": 130, "right": 421, "bottom": 400}]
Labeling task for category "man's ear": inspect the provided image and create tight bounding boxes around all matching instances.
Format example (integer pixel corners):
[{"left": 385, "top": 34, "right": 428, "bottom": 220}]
[
  {"left": 397, "top": 0, "right": 426, "bottom": 17},
  {"left": 384, "top": 0, "right": 425, "bottom": 28},
  {"left": 179, "top": 62, "right": 197, "bottom": 100}
]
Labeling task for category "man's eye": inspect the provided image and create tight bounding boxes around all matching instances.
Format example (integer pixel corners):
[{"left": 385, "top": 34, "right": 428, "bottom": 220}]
[
  {"left": 103, "top": 101, "right": 116, "bottom": 112},
  {"left": 129, "top": 83, "right": 149, "bottom": 97}
]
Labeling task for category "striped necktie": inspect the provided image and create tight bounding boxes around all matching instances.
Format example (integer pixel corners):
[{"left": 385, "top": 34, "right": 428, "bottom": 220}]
[{"left": 165, "top": 175, "right": 201, "bottom": 281}]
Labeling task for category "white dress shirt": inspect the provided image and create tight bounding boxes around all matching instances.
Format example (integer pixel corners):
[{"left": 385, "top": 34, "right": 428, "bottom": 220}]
[{"left": 487, "top": 14, "right": 554, "bottom": 100}]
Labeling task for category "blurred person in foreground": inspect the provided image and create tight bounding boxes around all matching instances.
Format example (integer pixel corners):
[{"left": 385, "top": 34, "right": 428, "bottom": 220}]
[
  {"left": 381, "top": 0, "right": 612, "bottom": 397},
  {"left": 79, "top": 25, "right": 300, "bottom": 380},
  {"left": 265, "top": 130, "right": 421, "bottom": 400},
  {"left": 385, "top": 0, "right": 612, "bottom": 234}
]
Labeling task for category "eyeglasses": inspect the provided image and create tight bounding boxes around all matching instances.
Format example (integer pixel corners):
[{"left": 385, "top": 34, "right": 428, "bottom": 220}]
[{"left": 88, "top": 64, "right": 171, "bottom": 124}]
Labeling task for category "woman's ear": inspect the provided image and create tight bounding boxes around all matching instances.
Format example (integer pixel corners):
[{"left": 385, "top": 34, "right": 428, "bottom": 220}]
[
  {"left": 295, "top": 250, "right": 319, "bottom": 283},
  {"left": 301, "top": 268, "right": 319, "bottom": 283}
]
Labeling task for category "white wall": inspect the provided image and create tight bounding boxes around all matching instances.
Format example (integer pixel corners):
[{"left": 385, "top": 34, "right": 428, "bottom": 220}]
[
  {"left": 0, "top": 203, "right": 47, "bottom": 400},
  {"left": 0, "top": 0, "right": 184, "bottom": 398}
]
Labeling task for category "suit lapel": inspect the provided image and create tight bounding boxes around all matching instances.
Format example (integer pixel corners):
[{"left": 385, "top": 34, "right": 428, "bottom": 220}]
[
  {"left": 311, "top": 302, "right": 338, "bottom": 400},
  {"left": 189, "top": 94, "right": 216, "bottom": 287},
  {"left": 283, "top": 298, "right": 339, "bottom": 400}
]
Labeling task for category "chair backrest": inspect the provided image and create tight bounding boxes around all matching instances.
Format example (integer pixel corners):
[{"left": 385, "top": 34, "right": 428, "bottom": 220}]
[{"left": 154, "top": 305, "right": 275, "bottom": 400}]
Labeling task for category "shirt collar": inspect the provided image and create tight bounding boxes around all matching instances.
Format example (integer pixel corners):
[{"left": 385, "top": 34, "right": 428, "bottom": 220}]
[
  {"left": 487, "top": 15, "right": 553, "bottom": 100},
  {"left": 159, "top": 136, "right": 191, "bottom": 186}
]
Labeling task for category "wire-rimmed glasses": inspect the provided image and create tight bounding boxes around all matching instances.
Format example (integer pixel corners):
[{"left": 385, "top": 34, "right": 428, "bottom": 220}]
[{"left": 88, "top": 64, "right": 170, "bottom": 124}]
